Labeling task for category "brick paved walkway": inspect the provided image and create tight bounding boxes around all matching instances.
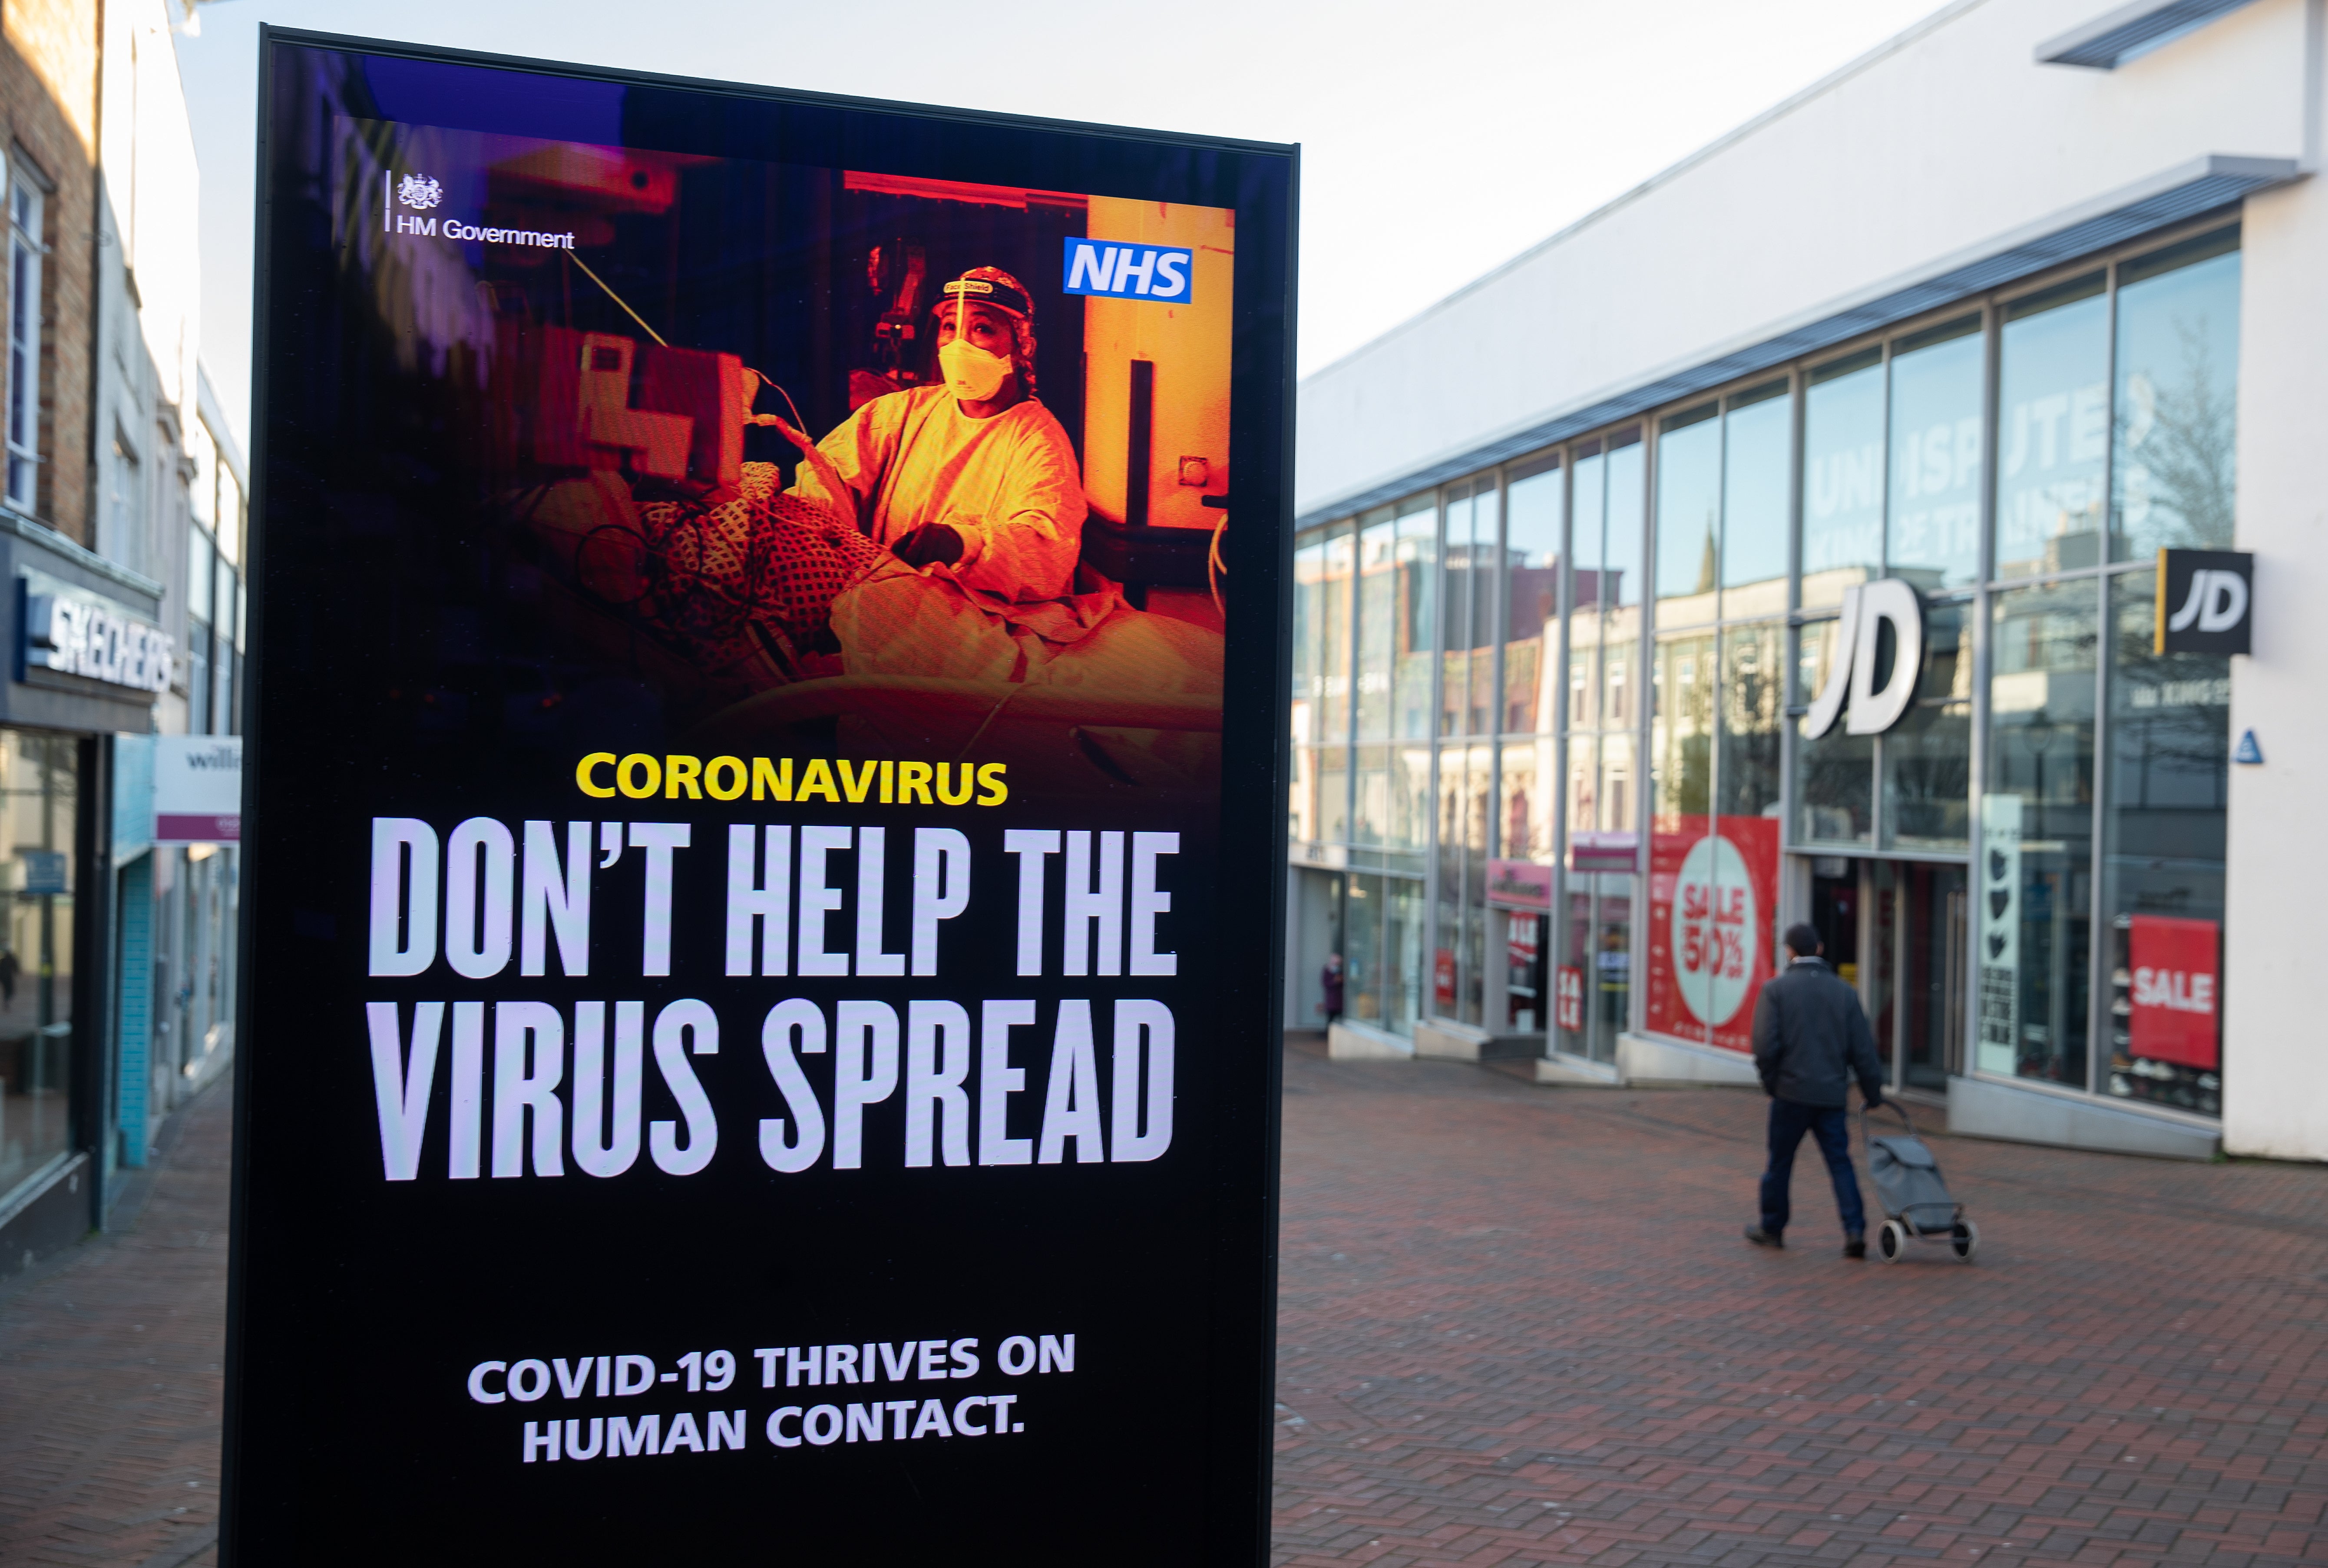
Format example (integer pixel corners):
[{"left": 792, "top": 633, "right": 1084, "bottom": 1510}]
[
  {"left": 3, "top": 1051, "right": 2324, "bottom": 1567},
  {"left": 1273, "top": 1040, "right": 2328, "bottom": 1567},
  {"left": 0, "top": 1080, "right": 228, "bottom": 1568}
]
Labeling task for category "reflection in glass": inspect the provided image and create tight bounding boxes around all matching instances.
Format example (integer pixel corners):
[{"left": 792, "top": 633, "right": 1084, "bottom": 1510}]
[
  {"left": 1353, "top": 744, "right": 1390, "bottom": 847},
  {"left": 1291, "top": 534, "right": 1324, "bottom": 735},
  {"left": 1566, "top": 443, "right": 1606, "bottom": 732},
  {"left": 1722, "top": 381, "right": 1791, "bottom": 619},
  {"left": 1386, "top": 878, "right": 1425, "bottom": 1039},
  {"left": 1652, "top": 633, "right": 1716, "bottom": 822},
  {"left": 1605, "top": 429, "right": 1644, "bottom": 612},
  {"left": 1392, "top": 496, "right": 1438, "bottom": 740},
  {"left": 0, "top": 733, "right": 77, "bottom": 1205},
  {"left": 1501, "top": 738, "right": 1552, "bottom": 864},
  {"left": 1467, "top": 482, "right": 1500, "bottom": 735},
  {"left": 2113, "top": 228, "right": 2240, "bottom": 559},
  {"left": 1995, "top": 274, "right": 2108, "bottom": 577},
  {"left": 1463, "top": 742, "right": 1493, "bottom": 1025},
  {"left": 1434, "top": 747, "right": 1465, "bottom": 1019},
  {"left": 1655, "top": 404, "right": 1721, "bottom": 624},
  {"left": 1504, "top": 453, "right": 1562, "bottom": 734},
  {"left": 1886, "top": 315, "right": 1983, "bottom": 591},
  {"left": 1289, "top": 745, "right": 1316, "bottom": 843},
  {"left": 2101, "top": 572, "right": 2227, "bottom": 1114},
  {"left": 1392, "top": 743, "right": 1432, "bottom": 853},
  {"left": 1318, "top": 746, "right": 1349, "bottom": 844},
  {"left": 1355, "top": 506, "right": 1395, "bottom": 740},
  {"left": 1319, "top": 526, "right": 1353, "bottom": 740},
  {"left": 1881, "top": 600, "right": 1972, "bottom": 848},
  {"left": 1801, "top": 349, "right": 1884, "bottom": 609},
  {"left": 1718, "top": 622, "right": 1784, "bottom": 818},
  {"left": 1346, "top": 873, "right": 1383, "bottom": 1022},
  {"left": 1439, "top": 486, "right": 1477, "bottom": 735},
  {"left": 1987, "top": 581, "right": 2097, "bottom": 1090},
  {"left": 1792, "top": 618, "right": 1872, "bottom": 844}
]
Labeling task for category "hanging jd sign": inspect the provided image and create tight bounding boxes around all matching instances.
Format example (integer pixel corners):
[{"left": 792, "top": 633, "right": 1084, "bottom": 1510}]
[{"left": 226, "top": 31, "right": 1295, "bottom": 1564}]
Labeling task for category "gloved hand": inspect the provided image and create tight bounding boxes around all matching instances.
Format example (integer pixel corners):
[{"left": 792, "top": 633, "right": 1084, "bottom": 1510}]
[
  {"left": 1864, "top": 1090, "right": 1884, "bottom": 1110},
  {"left": 893, "top": 523, "right": 963, "bottom": 568}
]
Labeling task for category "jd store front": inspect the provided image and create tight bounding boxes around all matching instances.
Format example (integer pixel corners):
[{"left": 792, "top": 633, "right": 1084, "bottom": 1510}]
[{"left": 1290, "top": 205, "right": 2247, "bottom": 1161}]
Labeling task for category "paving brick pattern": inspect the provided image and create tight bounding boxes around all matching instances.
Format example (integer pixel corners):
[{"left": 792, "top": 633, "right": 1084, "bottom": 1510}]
[
  {"left": 0, "top": 1082, "right": 228, "bottom": 1568},
  {"left": 1272, "top": 1042, "right": 2328, "bottom": 1568},
  {"left": 3, "top": 1051, "right": 2323, "bottom": 1567}
]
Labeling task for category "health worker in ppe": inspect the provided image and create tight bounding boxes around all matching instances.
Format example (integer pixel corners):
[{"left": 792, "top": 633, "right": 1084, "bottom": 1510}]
[{"left": 789, "top": 266, "right": 1086, "bottom": 604}]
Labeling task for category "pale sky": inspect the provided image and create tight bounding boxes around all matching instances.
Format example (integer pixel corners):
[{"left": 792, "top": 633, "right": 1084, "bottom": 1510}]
[{"left": 175, "top": 0, "right": 1949, "bottom": 452}]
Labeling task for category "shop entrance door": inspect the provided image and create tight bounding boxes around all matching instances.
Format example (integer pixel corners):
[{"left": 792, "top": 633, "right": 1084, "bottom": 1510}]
[{"left": 1804, "top": 857, "right": 1967, "bottom": 1098}]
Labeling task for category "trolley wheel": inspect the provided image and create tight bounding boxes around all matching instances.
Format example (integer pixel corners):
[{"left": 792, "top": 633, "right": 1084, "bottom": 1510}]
[
  {"left": 1951, "top": 1220, "right": 1978, "bottom": 1262},
  {"left": 1877, "top": 1221, "right": 1909, "bottom": 1263}
]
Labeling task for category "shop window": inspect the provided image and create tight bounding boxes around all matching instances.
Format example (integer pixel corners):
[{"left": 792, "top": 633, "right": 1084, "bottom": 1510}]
[
  {"left": 1880, "top": 599, "right": 1972, "bottom": 850},
  {"left": 5, "top": 165, "right": 43, "bottom": 513},
  {"left": 1886, "top": 314, "right": 1983, "bottom": 591},
  {"left": 1721, "top": 381, "right": 1791, "bottom": 619},
  {"left": 1717, "top": 622, "right": 1784, "bottom": 820},
  {"left": 1994, "top": 273, "right": 2108, "bottom": 578},
  {"left": 1565, "top": 442, "right": 1606, "bottom": 731},
  {"left": 1385, "top": 877, "right": 1424, "bottom": 1038},
  {"left": 1391, "top": 742, "right": 1431, "bottom": 854},
  {"left": 0, "top": 733, "right": 78, "bottom": 1207},
  {"left": 1500, "top": 737, "right": 1552, "bottom": 864},
  {"left": 1503, "top": 452, "right": 1561, "bottom": 734},
  {"left": 1318, "top": 527, "right": 1353, "bottom": 743},
  {"left": 1352, "top": 745, "right": 1391, "bottom": 847},
  {"left": 1346, "top": 873, "right": 1384, "bottom": 1024},
  {"left": 1391, "top": 496, "right": 1437, "bottom": 741},
  {"left": 1602, "top": 432, "right": 1645, "bottom": 720},
  {"left": 2112, "top": 227, "right": 2240, "bottom": 561},
  {"left": 1791, "top": 617, "right": 1872, "bottom": 845},
  {"left": 1438, "top": 482, "right": 1501, "bottom": 738},
  {"left": 1316, "top": 747, "right": 1349, "bottom": 844},
  {"left": 1654, "top": 404, "right": 1720, "bottom": 625},
  {"left": 1290, "top": 533, "right": 1326, "bottom": 740},
  {"left": 2100, "top": 571, "right": 2226, "bottom": 1115},
  {"left": 1288, "top": 745, "right": 1317, "bottom": 844},
  {"left": 1355, "top": 506, "right": 1397, "bottom": 741},
  {"left": 1979, "top": 580, "right": 2097, "bottom": 1090},
  {"left": 1800, "top": 348, "right": 1883, "bottom": 610}
]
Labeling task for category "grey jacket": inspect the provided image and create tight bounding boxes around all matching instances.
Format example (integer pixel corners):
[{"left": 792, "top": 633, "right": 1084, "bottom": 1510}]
[{"left": 1750, "top": 957, "right": 1884, "bottom": 1108}]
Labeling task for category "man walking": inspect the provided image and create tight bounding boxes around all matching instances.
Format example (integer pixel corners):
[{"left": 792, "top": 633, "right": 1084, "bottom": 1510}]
[{"left": 1746, "top": 923, "right": 1884, "bottom": 1258}]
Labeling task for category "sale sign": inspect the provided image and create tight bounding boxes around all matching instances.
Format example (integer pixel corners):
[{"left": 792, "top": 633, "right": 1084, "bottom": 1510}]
[
  {"left": 1554, "top": 966, "right": 1584, "bottom": 1034},
  {"left": 2128, "top": 915, "right": 2220, "bottom": 1069},
  {"left": 1644, "top": 816, "right": 1779, "bottom": 1053}
]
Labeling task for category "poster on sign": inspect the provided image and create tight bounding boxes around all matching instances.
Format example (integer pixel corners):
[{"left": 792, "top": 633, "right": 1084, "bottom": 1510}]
[
  {"left": 227, "top": 30, "right": 1294, "bottom": 1565},
  {"left": 1643, "top": 816, "right": 1779, "bottom": 1052},
  {"left": 1554, "top": 965, "right": 1584, "bottom": 1034},
  {"left": 2128, "top": 915, "right": 2220, "bottom": 1069}
]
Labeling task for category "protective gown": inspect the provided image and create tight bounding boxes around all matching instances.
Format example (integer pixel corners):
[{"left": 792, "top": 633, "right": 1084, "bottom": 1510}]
[{"left": 788, "top": 384, "right": 1086, "bottom": 604}]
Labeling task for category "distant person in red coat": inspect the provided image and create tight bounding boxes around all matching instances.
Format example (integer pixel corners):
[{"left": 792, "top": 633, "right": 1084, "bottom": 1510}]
[{"left": 1321, "top": 953, "right": 1344, "bottom": 1025}]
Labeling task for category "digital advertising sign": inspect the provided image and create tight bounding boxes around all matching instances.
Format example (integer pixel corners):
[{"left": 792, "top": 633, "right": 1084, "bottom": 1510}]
[{"left": 225, "top": 30, "right": 1295, "bottom": 1563}]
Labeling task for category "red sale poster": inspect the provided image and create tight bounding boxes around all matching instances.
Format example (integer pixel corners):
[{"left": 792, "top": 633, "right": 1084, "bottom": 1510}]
[
  {"left": 2129, "top": 915, "right": 2220, "bottom": 1069},
  {"left": 1645, "top": 815, "right": 1780, "bottom": 1053}
]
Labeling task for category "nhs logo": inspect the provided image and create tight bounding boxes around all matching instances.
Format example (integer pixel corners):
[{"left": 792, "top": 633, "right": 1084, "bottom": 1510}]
[{"left": 1062, "top": 238, "right": 1194, "bottom": 302}]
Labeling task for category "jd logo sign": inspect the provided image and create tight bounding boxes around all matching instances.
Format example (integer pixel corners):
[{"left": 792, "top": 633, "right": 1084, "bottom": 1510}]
[
  {"left": 1802, "top": 578, "right": 1925, "bottom": 739},
  {"left": 2155, "top": 548, "right": 2252, "bottom": 656}
]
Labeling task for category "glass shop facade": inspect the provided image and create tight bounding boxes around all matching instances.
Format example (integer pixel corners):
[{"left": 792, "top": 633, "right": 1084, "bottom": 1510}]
[{"left": 1289, "top": 218, "right": 2238, "bottom": 1125}]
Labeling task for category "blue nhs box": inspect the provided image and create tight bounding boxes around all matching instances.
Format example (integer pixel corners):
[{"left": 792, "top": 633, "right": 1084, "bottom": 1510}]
[{"left": 1062, "top": 237, "right": 1194, "bottom": 301}]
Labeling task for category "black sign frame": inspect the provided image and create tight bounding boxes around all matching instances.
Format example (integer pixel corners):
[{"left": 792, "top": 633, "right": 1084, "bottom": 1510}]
[
  {"left": 225, "top": 29, "right": 1296, "bottom": 1564},
  {"left": 2154, "top": 547, "right": 2253, "bottom": 656}
]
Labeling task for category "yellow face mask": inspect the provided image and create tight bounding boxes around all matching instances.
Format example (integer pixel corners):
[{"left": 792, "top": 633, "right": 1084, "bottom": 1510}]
[{"left": 938, "top": 334, "right": 1012, "bottom": 403}]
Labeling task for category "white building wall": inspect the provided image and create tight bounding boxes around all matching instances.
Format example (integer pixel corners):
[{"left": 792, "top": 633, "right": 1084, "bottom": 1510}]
[
  {"left": 2222, "top": 2, "right": 2328, "bottom": 1159},
  {"left": 1296, "top": 0, "right": 2310, "bottom": 519}
]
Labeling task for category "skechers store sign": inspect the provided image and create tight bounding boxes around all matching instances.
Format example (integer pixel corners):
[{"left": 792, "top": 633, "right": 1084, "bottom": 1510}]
[{"left": 17, "top": 577, "right": 172, "bottom": 695}]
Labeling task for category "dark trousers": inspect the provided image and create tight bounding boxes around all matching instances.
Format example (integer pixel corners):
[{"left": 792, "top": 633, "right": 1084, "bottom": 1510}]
[{"left": 1760, "top": 1098, "right": 1864, "bottom": 1237}]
